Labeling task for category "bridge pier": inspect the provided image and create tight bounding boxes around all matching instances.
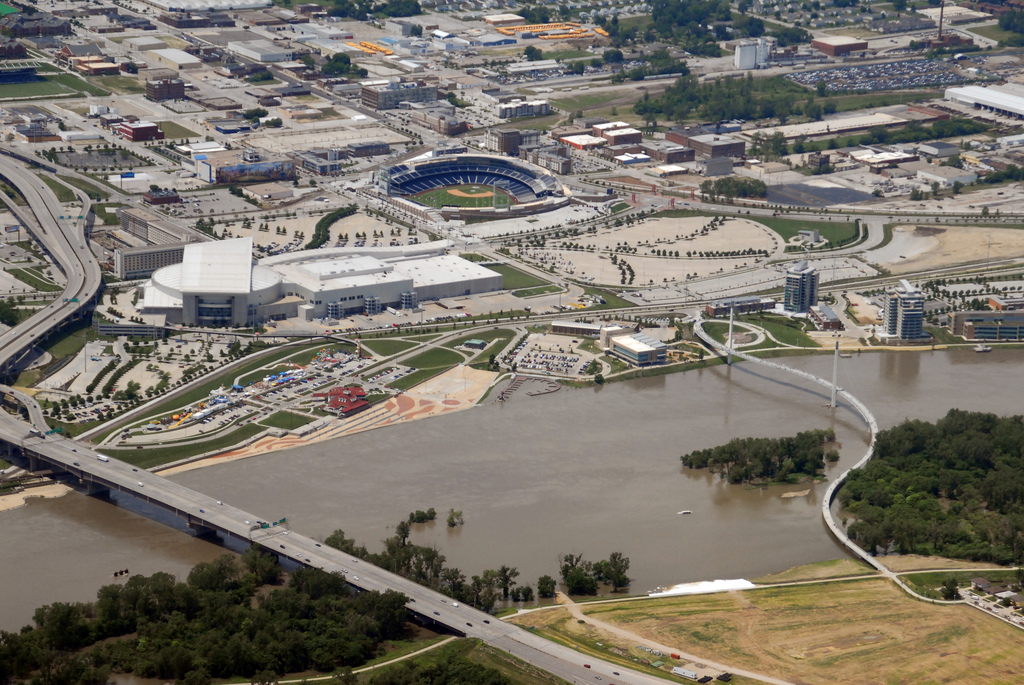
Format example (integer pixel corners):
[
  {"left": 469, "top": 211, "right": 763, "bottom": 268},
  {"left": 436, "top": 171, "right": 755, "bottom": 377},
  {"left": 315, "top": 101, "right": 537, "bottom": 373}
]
[{"left": 80, "top": 480, "right": 109, "bottom": 496}]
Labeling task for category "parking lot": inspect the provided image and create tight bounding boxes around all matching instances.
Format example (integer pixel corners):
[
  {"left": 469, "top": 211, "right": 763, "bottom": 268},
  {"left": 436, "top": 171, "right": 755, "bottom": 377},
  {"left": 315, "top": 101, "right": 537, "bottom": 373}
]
[{"left": 787, "top": 59, "right": 971, "bottom": 92}]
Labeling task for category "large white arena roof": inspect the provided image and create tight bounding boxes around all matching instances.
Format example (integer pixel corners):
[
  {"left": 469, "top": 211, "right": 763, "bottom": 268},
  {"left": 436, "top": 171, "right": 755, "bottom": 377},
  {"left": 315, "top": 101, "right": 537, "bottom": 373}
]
[
  {"left": 180, "top": 237, "right": 253, "bottom": 294},
  {"left": 945, "top": 85, "right": 1024, "bottom": 118},
  {"left": 399, "top": 255, "right": 499, "bottom": 288}
]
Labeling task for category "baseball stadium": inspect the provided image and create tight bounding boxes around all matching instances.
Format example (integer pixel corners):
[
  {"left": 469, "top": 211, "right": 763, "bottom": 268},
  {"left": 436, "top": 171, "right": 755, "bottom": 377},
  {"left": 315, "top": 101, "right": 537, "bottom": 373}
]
[{"left": 378, "top": 154, "right": 570, "bottom": 221}]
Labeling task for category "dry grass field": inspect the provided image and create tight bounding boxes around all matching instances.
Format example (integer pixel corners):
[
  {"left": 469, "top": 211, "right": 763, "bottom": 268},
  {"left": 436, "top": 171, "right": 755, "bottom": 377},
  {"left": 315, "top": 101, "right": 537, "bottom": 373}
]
[
  {"left": 511, "top": 578, "right": 1024, "bottom": 685},
  {"left": 751, "top": 558, "right": 875, "bottom": 584},
  {"left": 875, "top": 555, "right": 1010, "bottom": 573}
]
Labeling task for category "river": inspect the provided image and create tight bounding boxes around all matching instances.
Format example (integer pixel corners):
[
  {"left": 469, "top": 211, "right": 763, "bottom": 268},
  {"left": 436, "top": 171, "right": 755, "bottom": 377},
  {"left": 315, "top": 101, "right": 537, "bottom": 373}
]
[{"left": 1, "top": 348, "right": 1020, "bottom": 630}]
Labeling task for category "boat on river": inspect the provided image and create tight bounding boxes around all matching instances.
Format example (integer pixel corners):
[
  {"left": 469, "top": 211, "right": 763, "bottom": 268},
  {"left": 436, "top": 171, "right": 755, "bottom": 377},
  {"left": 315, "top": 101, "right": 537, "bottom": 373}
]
[
  {"left": 677, "top": 510, "right": 692, "bottom": 515},
  {"left": 974, "top": 344, "right": 993, "bottom": 353}
]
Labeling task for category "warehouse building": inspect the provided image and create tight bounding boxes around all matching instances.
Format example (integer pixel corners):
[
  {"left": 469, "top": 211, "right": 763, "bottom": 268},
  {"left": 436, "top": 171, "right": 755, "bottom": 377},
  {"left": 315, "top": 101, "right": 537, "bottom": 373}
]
[
  {"left": 811, "top": 35, "right": 868, "bottom": 56},
  {"left": 146, "top": 78, "right": 185, "bottom": 102},
  {"left": 945, "top": 85, "right": 1024, "bottom": 120},
  {"left": 227, "top": 39, "right": 292, "bottom": 62},
  {"left": 141, "top": 238, "right": 503, "bottom": 325},
  {"left": 146, "top": 48, "right": 202, "bottom": 70}
]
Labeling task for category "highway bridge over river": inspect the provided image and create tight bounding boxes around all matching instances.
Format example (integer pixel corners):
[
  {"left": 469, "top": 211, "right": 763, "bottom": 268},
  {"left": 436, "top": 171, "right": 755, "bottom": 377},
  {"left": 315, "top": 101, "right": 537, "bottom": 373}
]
[{"left": 0, "top": 155, "right": 725, "bottom": 685}]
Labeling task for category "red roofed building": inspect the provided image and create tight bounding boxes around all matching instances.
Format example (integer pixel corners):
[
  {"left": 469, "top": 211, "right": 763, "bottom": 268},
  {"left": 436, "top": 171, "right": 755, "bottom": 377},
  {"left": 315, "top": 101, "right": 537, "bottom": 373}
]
[{"left": 312, "top": 385, "right": 369, "bottom": 416}]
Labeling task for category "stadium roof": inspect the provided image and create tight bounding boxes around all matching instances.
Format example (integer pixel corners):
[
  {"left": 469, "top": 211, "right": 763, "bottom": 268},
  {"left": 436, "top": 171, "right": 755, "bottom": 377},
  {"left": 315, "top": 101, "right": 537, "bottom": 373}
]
[
  {"left": 812, "top": 35, "right": 868, "bottom": 46},
  {"left": 180, "top": 237, "right": 253, "bottom": 294}
]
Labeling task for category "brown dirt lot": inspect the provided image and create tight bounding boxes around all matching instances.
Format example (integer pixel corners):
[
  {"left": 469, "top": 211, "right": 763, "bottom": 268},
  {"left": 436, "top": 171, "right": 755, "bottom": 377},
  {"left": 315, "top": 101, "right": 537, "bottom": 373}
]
[
  {"left": 515, "top": 579, "right": 1024, "bottom": 685},
  {"left": 751, "top": 558, "right": 875, "bottom": 584}
]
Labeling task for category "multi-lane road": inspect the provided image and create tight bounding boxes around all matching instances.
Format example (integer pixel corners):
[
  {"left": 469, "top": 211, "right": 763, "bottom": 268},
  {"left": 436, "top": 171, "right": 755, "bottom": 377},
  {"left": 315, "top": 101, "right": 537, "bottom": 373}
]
[
  {"left": 0, "top": 157, "right": 101, "bottom": 374},
  {"left": 0, "top": 158, "right": 717, "bottom": 685}
]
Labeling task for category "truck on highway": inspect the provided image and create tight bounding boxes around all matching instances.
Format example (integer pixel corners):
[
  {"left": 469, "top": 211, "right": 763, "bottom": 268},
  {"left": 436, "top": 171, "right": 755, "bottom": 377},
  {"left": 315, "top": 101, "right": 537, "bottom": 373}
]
[{"left": 96, "top": 455, "right": 109, "bottom": 462}]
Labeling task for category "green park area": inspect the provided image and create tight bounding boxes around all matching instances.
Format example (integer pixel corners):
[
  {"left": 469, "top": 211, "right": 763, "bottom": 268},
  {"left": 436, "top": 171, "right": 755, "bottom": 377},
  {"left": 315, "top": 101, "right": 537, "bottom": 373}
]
[
  {"left": 8, "top": 267, "right": 60, "bottom": 292},
  {"left": 57, "top": 175, "right": 109, "bottom": 201},
  {"left": 412, "top": 184, "right": 515, "bottom": 209},
  {"left": 39, "top": 175, "right": 75, "bottom": 203},
  {"left": 259, "top": 411, "right": 316, "bottom": 430},
  {"left": 360, "top": 338, "right": 418, "bottom": 356},
  {"left": 482, "top": 264, "right": 550, "bottom": 290},
  {"left": 0, "top": 73, "right": 109, "bottom": 100},
  {"left": 388, "top": 347, "right": 466, "bottom": 391}
]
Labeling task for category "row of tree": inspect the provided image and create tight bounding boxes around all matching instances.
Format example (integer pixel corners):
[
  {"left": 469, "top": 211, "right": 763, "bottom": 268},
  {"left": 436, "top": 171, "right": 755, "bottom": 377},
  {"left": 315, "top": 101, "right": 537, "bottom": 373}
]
[
  {"left": 0, "top": 550, "right": 412, "bottom": 685},
  {"left": 681, "top": 428, "right": 838, "bottom": 483},
  {"left": 699, "top": 177, "right": 768, "bottom": 202},
  {"left": 841, "top": 409, "right": 1024, "bottom": 563}
]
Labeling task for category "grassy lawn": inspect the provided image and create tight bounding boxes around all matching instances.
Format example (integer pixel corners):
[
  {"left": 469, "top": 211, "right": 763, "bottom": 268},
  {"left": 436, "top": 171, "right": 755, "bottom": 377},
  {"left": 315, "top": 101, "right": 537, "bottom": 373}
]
[
  {"left": 551, "top": 92, "right": 615, "bottom": 111},
  {"left": 259, "top": 411, "right": 315, "bottom": 430},
  {"left": 39, "top": 175, "right": 76, "bottom": 203},
  {"left": 513, "top": 285, "right": 561, "bottom": 297},
  {"left": 91, "top": 202, "right": 126, "bottom": 226},
  {"left": 372, "top": 639, "right": 566, "bottom": 685},
  {"left": 8, "top": 267, "right": 61, "bottom": 292},
  {"left": 549, "top": 577, "right": 1024, "bottom": 685},
  {"left": 0, "top": 72, "right": 108, "bottom": 100},
  {"left": 459, "top": 253, "right": 488, "bottom": 262},
  {"left": 412, "top": 184, "right": 515, "bottom": 208},
  {"left": 402, "top": 347, "right": 464, "bottom": 369},
  {"left": 483, "top": 263, "right": 550, "bottom": 289},
  {"left": 92, "top": 76, "right": 145, "bottom": 95},
  {"left": 544, "top": 49, "right": 591, "bottom": 61},
  {"left": 741, "top": 313, "right": 819, "bottom": 348},
  {"left": 583, "top": 286, "right": 635, "bottom": 309},
  {"left": 99, "top": 423, "right": 267, "bottom": 468},
  {"left": 57, "top": 175, "right": 109, "bottom": 201},
  {"left": 752, "top": 558, "right": 876, "bottom": 584},
  {"left": 753, "top": 216, "right": 859, "bottom": 245},
  {"left": 901, "top": 569, "right": 1020, "bottom": 599},
  {"left": 445, "top": 329, "right": 515, "bottom": 350},
  {"left": 388, "top": 367, "right": 444, "bottom": 391},
  {"left": 360, "top": 338, "right": 418, "bottom": 356},
  {"left": 157, "top": 120, "right": 199, "bottom": 139},
  {"left": 969, "top": 24, "right": 1018, "bottom": 44}
]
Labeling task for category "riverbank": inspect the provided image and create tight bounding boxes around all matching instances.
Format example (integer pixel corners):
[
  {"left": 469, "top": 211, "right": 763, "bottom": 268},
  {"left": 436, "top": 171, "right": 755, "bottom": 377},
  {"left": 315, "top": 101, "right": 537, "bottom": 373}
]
[
  {"left": 158, "top": 365, "right": 498, "bottom": 476},
  {"left": 0, "top": 482, "right": 70, "bottom": 512}
]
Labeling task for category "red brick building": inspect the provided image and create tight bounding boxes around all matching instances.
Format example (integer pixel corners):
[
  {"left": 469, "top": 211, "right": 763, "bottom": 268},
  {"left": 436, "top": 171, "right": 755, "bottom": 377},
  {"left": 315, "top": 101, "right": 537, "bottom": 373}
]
[
  {"left": 117, "top": 121, "right": 165, "bottom": 142},
  {"left": 312, "top": 386, "right": 369, "bottom": 416}
]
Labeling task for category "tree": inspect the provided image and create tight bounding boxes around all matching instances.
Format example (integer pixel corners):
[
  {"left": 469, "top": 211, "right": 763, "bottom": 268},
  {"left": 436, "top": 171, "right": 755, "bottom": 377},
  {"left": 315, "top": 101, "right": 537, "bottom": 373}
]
[
  {"left": 537, "top": 575, "right": 556, "bottom": 598},
  {"left": 594, "top": 373, "right": 605, "bottom": 385},
  {"left": 941, "top": 577, "right": 960, "bottom": 600},
  {"left": 605, "top": 552, "right": 631, "bottom": 591},
  {"left": 0, "top": 299, "right": 19, "bottom": 327},
  {"left": 816, "top": 80, "right": 827, "bottom": 97},
  {"left": 952, "top": 181, "right": 963, "bottom": 195},
  {"left": 497, "top": 565, "right": 519, "bottom": 599},
  {"left": 931, "top": 181, "right": 941, "bottom": 197},
  {"left": 523, "top": 45, "right": 543, "bottom": 61},
  {"left": 242, "top": 545, "right": 281, "bottom": 585},
  {"left": 409, "top": 23, "right": 422, "bottom": 37}
]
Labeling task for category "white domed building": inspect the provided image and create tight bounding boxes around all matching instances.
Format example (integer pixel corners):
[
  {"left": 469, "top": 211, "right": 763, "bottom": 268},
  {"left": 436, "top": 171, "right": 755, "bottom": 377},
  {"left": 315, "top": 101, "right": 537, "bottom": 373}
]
[{"left": 143, "top": 237, "right": 283, "bottom": 327}]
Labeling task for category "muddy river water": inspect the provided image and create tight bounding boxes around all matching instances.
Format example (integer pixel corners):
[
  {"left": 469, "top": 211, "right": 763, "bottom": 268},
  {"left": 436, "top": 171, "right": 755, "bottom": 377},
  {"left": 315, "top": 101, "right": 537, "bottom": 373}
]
[{"left": 2, "top": 348, "right": 1020, "bottom": 630}]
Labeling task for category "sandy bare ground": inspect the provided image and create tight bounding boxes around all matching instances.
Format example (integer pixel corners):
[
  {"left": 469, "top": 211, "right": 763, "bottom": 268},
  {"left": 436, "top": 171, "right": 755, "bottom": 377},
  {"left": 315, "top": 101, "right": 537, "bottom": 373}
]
[
  {"left": 158, "top": 366, "right": 497, "bottom": 475},
  {"left": 520, "top": 217, "right": 779, "bottom": 286},
  {"left": 875, "top": 554, "right": 1012, "bottom": 573},
  {"left": 751, "top": 558, "right": 874, "bottom": 584},
  {"left": 869, "top": 224, "right": 1024, "bottom": 274},
  {"left": 519, "top": 578, "right": 1024, "bottom": 685},
  {"left": 0, "top": 483, "right": 70, "bottom": 512}
]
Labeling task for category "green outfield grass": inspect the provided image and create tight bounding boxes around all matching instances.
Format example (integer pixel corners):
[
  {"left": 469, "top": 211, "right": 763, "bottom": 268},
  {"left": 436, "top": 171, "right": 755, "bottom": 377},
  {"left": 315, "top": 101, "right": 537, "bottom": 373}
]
[{"left": 411, "top": 184, "right": 516, "bottom": 209}]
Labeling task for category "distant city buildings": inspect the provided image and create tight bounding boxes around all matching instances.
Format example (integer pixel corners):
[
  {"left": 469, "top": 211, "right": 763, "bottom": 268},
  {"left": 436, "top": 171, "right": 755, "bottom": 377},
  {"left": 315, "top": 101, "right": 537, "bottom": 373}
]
[
  {"left": 783, "top": 261, "right": 819, "bottom": 313},
  {"left": 882, "top": 279, "right": 925, "bottom": 340}
]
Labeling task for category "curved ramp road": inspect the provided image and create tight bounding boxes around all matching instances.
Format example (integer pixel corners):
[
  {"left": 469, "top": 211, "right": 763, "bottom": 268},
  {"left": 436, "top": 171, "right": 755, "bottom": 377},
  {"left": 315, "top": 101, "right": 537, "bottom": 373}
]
[
  {"left": 692, "top": 318, "right": 965, "bottom": 605},
  {"left": 0, "top": 158, "right": 100, "bottom": 375},
  {"left": 0, "top": 159, "right": 770, "bottom": 685}
]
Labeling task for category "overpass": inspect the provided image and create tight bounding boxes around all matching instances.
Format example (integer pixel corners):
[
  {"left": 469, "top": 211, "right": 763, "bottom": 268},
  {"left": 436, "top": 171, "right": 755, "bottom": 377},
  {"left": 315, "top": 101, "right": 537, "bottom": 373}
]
[
  {"left": 0, "top": 156, "right": 102, "bottom": 376},
  {"left": 0, "top": 156, "right": 724, "bottom": 685}
]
